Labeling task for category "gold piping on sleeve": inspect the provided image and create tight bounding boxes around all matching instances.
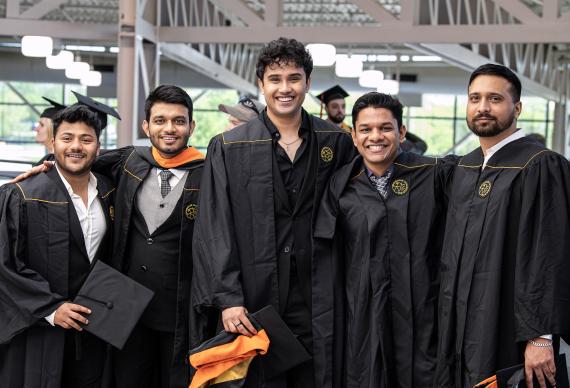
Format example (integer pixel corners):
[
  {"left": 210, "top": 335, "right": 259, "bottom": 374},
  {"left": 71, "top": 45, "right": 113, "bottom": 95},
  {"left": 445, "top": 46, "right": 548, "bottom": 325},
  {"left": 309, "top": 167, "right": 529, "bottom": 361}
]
[
  {"left": 123, "top": 149, "right": 143, "bottom": 181},
  {"left": 394, "top": 162, "right": 435, "bottom": 169},
  {"left": 485, "top": 150, "right": 550, "bottom": 169},
  {"left": 350, "top": 169, "right": 365, "bottom": 181},
  {"left": 14, "top": 183, "right": 68, "bottom": 204},
  {"left": 100, "top": 187, "right": 116, "bottom": 199}
]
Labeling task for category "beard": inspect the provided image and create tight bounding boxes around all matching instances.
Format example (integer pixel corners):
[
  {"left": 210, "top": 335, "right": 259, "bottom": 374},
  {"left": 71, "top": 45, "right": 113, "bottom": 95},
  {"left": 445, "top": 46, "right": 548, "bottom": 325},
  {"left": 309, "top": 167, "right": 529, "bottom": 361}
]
[
  {"left": 329, "top": 113, "right": 345, "bottom": 124},
  {"left": 467, "top": 110, "right": 516, "bottom": 138}
]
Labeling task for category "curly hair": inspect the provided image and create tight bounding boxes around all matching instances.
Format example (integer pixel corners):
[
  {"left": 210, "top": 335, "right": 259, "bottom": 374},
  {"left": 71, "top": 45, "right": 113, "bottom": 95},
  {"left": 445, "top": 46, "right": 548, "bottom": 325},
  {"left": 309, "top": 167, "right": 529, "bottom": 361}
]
[
  {"left": 351, "top": 92, "right": 404, "bottom": 129},
  {"left": 52, "top": 105, "right": 104, "bottom": 139},
  {"left": 256, "top": 37, "right": 313, "bottom": 81}
]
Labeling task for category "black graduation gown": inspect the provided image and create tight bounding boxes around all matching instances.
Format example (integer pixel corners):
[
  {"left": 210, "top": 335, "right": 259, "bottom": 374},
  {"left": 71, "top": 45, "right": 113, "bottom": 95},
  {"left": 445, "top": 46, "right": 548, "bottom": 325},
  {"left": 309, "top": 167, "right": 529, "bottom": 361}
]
[
  {"left": 435, "top": 136, "right": 570, "bottom": 387},
  {"left": 191, "top": 113, "right": 356, "bottom": 385},
  {"left": 93, "top": 146, "right": 203, "bottom": 385},
  {"left": 312, "top": 152, "right": 456, "bottom": 388},
  {"left": 0, "top": 168, "right": 114, "bottom": 388}
]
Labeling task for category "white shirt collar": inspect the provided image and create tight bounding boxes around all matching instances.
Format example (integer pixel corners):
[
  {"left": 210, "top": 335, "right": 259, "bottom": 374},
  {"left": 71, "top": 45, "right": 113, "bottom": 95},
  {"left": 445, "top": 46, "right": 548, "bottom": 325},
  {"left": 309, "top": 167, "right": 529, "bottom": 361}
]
[
  {"left": 155, "top": 167, "right": 185, "bottom": 180},
  {"left": 55, "top": 164, "right": 98, "bottom": 196},
  {"left": 482, "top": 129, "right": 526, "bottom": 169}
]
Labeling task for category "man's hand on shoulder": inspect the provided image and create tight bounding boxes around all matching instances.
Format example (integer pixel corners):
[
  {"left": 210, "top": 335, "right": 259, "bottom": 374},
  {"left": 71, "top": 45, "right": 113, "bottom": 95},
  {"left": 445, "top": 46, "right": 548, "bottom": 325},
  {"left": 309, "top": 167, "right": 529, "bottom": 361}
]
[{"left": 10, "top": 161, "right": 54, "bottom": 183}]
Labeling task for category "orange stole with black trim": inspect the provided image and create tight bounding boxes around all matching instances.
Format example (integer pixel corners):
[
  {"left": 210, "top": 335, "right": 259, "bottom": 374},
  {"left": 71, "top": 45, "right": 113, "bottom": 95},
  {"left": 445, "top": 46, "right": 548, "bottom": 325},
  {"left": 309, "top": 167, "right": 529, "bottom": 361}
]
[{"left": 189, "top": 330, "right": 270, "bottom": 388}]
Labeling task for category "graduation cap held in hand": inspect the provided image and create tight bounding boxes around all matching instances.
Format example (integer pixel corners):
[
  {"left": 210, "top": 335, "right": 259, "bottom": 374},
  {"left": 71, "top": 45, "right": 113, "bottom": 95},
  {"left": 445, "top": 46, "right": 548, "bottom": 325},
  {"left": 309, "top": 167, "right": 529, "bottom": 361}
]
[
  {"left": 73, "top": 260, "right": 154, "bottom": 350},
  {"left": 475, "top": 353, "right": 569, "bottom": 388},
  {"left": 71, "top": 91, "right": 121, "bottom": 129},
  {"left": 189, "top": 305, "right": 311, "bottom": 387}
]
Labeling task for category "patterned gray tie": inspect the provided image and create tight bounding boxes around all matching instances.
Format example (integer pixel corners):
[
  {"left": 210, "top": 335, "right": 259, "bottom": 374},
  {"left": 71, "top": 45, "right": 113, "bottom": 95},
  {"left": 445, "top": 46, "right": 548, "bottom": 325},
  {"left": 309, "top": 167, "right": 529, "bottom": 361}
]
[{"left": 159, "top": 170, "right": 174, "bottom": 198}]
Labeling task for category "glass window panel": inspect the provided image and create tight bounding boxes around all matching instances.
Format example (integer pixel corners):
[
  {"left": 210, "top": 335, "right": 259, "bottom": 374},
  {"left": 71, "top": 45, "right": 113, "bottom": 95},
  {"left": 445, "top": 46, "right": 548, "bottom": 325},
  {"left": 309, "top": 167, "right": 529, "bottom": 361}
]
[{"left": 408, "top": 117, "right": 454, "bottom": 156}]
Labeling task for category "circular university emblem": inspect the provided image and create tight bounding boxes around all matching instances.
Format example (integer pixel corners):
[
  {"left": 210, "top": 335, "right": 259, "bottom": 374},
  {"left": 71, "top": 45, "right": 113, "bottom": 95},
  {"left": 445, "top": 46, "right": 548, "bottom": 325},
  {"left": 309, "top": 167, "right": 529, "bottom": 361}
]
[
  {"left": 109, "top": 206, "right": 115, "bottom": 221},
  {"left": 320, "top": 146, "right": 334, "bottom": 163},
  {"left": 479, "top": 180, "right": 492, "bottom": 198},
  {"left": 391, "top": 179, "right": 409, "bottom": 196},
  {"left": 185, "top": 204, "right": 198, "bottom": 220}
]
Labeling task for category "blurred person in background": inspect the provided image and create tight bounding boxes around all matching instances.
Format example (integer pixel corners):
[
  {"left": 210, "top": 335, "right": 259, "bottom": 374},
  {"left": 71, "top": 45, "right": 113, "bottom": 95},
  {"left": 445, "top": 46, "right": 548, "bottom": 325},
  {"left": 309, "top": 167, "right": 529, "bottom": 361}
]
[{"left": 218, "top": 96, "right": 265, "bottom": 131}]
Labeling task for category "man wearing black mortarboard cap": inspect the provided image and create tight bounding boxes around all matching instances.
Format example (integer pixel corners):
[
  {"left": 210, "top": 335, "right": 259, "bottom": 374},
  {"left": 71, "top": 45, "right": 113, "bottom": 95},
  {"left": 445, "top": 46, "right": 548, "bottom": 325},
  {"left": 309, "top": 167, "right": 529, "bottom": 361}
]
[
  {"left": 10, "top": 85, "right": 205, "bottom": 388},
  {"left": 33, "top": 97, "right": 66, "bottom": 164},
  {"left": 316, "top": 85, "right": 352, "bottom": 132},
  {"left": 0, "top": 93, "right": 118, "bottom": 387}
]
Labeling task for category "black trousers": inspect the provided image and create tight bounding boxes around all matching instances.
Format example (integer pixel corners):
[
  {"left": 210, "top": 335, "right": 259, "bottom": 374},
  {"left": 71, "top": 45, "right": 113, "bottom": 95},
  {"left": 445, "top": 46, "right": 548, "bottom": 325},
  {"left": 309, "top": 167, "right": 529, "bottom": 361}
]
[
  {"left": 62, "top": 330, "right": 106, "bottom": 388},
  {"left": 245, "top": 273, "right": 314, "bottom": 388},
  {"left": 114, "top": 324, "right": 189, "bottom": 388}
]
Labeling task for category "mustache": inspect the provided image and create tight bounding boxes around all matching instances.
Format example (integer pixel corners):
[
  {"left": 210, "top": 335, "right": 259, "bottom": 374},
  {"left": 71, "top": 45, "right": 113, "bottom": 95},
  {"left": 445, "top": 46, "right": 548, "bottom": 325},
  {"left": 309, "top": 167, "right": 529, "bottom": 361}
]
[{"left": 473, "top": 113, "right": 496, "bottom": 120}]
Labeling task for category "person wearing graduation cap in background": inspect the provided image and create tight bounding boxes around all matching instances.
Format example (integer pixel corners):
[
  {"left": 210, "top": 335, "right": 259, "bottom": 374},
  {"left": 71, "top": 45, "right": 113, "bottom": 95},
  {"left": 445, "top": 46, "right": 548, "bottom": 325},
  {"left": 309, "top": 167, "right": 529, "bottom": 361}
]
[
  {"left": 33, "top": 97, "right": 66, "bottom": 164},
  {"left": 0, "top": 93, "right": 118, "bottom": 387},
  {"left": 91, "top": 84, "right": 204, "bottom": 388},
  {"left": 13, "top": 85, "right": 205, "bottom": 388},
  {"left": 191, "top": 37, "right": 357, "bottom": 388},
  {"left": 316, "top": 84, "right": 352, "bottom": 132},
  {"left": 312, "top": 92, "right": 456, "bottom": 388},
  {"left": 218, "top": 95, "right": 265, "bottom": 131},
  {"left": 434, "top": 63, "right": 570, "bottom": 388}
]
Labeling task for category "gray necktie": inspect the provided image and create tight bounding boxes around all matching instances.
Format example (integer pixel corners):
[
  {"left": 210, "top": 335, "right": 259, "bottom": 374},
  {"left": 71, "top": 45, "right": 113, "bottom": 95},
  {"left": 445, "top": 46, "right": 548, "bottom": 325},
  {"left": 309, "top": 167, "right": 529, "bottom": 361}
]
[{"left": 159, "top": 170, "right": 174, "bottom": 198}]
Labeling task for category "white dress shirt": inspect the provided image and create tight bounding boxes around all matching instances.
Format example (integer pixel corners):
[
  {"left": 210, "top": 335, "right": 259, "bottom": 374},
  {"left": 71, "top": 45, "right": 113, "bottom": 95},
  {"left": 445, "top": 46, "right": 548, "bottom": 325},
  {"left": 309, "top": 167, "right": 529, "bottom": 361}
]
[
  {"left": 155, "top": 167, "right": 186, "bottom": 190},
  {"left": 45, "top": 166, "right": 107, "bottom": 325},
  {"left": 482, "top": 129, "right": 525, "bottom": 169}
]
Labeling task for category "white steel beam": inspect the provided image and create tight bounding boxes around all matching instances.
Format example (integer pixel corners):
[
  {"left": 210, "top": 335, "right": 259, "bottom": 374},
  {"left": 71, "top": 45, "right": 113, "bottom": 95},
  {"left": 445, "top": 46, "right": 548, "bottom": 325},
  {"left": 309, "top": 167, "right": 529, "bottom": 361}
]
[
  {"left": 209, "top": 0, "right": 264, "bottom": 26},
  {"left": 6, "top": 0, "right": 20, "bottom": 18},
  {"left": 161, "top": 43, "right": 257, "bottom": 95},
  {"left": 19, "top": 0, "right": 67, "bottom": 19},
  {"left": 264, "top": 0, "right": 282, "bottom": 26},
  {"left": 350, "top": 0, "right": 398, "bottom": 24},
  {"left": 158, "top": 23, "right": 570, "bottom": 44},
  {"left": 542, "top": 0, "right": 560, "bottom": 21},
  {"left": 413, "top": 43, "right": 559, "bottom": 100},
  {"left": 0, "top": 19, "right": 117, "bottom": 40},
  {"left": 491, "top": 0, "right": 540, "bottom": 23}
]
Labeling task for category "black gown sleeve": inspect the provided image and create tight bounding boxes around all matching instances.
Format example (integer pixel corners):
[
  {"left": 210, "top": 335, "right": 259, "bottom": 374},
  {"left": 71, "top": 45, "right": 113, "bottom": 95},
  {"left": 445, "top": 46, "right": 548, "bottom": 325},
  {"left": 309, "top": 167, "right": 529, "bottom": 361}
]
[
  {"left": 436, "top": 154, "right": 459, "bottom": 210},
  {"left": 514, "top": 153, "right": 570, "bottom": 343},
  {"left": 92, "top": 146, "right": 133, "bottom": 184},
  {"left": 0, "top": 185, "right": 65, "bottom": 344},
  {"left": 313, "top": 173, "right": 344, "bottom": 388},
  {"left": 192, "top": 136, "right": 244, "bottom": 311}
]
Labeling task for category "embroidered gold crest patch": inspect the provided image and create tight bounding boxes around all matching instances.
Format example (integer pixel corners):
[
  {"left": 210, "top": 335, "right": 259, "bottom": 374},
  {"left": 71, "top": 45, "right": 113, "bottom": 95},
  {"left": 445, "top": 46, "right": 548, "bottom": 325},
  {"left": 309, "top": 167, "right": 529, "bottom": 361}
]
[
  {"left": 391, "top": 179, "right": 409, "bottom": 195},
  {"left": 320, "top": 146, "right": 334, "bottom": 163},
  {"left": 479, "top": 180, "right": 492, "bottom": 198},
  {"left": 185, "top": 204, "right": 198, "bottom": 220},
  {"left": 109, "top": 206, "right": 115, "bottom": 221}
]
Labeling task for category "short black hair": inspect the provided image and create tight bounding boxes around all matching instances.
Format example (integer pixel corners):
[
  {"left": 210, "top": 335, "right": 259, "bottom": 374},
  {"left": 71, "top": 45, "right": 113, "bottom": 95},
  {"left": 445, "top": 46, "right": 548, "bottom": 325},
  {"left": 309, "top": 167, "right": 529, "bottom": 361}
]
[
  {"left": 468, "top": 63, "right": 522, "bottom": 102},
  {"left": 145, "top": 85, "right": 193, "bottom": 122},
  {"left": 52, "top": 105, "right": 103, "bottom": 139},
  {"left": 352, "top": 92, "right": 404, "bottom": 129},
  {"left": 256, "top": 37, "right": 313, "bottom": 82}
]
